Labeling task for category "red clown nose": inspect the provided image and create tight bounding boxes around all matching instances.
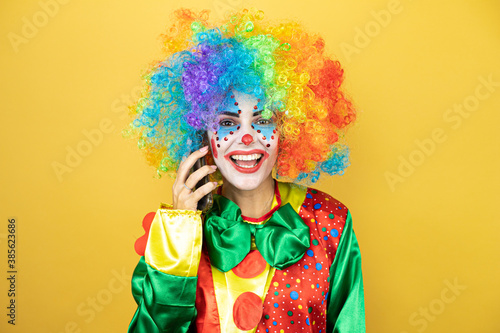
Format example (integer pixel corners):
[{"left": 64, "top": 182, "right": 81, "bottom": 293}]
[{"left": 241, "top": 134, "right": 254, "bottom": 146}]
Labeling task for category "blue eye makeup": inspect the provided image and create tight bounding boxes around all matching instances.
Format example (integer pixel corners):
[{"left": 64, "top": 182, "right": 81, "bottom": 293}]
[
  {"left": 214, "top": 115, "right": 277, "bottom": 144},
  {"left": 252, "top": 117, "right": 276, "bottom": 142},
  {"left": 216, "top": 117, "right": 239, "bottom": 139},
  {"left": 218, "top": 91, "right": 266, "bottom": 115},
  {"left": 219, "top": 92, "right": 242, "bottom": 114},
  {"left": 212, "top": 91, "right": 277, "bottom": 145}
]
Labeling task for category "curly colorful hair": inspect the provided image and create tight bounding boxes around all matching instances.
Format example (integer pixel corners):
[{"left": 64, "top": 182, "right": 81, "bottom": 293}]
[{"left": 124, "top": 8, "right": 356, "bottom": 183}]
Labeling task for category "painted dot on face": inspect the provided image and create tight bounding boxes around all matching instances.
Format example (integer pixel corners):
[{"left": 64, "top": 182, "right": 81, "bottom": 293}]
[
  {"left": 257, "top": 130, "right": 261, "bottom": 133},
  {"left": 271, "top": 136, "right": 274, "bottom": 140},
  {"left": 217, "top": 144, "right": 220, "bottom": 148},
  {"left": 212, "top": 90, "right": 278, "bottom": 191},
  {"left": 254, "top": 105, "right": 258, "bottom": 109},
  {"left": 262, "top": 136, "right": 266, "bottom": 140},
  {"left": 216, "top": 137, "right": 219, "bottom": 141},
  {"left": 211, "top": 138, "right": 218, "bottom": 159},
  {"left": 234, "top": 102, "right": 238, "bottom": 106}
]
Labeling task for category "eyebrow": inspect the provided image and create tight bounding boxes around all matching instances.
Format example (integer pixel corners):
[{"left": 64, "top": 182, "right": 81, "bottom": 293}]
[{"left": 220, "top": 110, "right": 263, "bottom": 117}]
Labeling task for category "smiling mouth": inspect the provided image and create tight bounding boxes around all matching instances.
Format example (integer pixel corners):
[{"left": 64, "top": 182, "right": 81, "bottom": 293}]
[
  {"left": 230, "top": 153, "right": 263, "bottom": 168},
  {"left": 224, "top": 150, "right": 269, "bottom": 173}
]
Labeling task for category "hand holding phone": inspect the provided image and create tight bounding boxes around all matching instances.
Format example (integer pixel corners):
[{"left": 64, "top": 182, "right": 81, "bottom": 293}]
[
  {"left": 191, "top": 156, "right": 214, "bottom": 212},
  {"left": 172, "top": 146, "right": 217, "bottom": 212}
]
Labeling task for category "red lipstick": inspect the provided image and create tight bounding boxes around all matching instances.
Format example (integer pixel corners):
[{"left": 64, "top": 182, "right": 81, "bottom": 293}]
[{"left": 224, "top": 149, "right": 269, "bottom": 174}]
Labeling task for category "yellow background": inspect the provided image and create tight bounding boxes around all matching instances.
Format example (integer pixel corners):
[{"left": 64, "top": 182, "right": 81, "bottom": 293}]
[{"left": 1, "top": 0, "right": 499, "bottom": 332}]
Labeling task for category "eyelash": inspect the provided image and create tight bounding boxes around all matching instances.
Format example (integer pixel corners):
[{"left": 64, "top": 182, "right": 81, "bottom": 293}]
[
  {"left": 219, "top": 118, "right": 274, "bottom": 127},
  {"left": 220, "top": 119, "right": 236, "bottom": 127},
  {"left": 255, "top": 118, "right": 273, "bottom": 125}
]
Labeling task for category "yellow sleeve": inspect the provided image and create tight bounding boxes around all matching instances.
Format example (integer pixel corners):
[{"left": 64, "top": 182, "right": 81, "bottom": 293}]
[{"left": 144, "top": 203, "right": 203, "bottom": 277}]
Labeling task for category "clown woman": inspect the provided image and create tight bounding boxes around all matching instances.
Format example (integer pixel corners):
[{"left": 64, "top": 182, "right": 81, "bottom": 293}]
[{"left": 126, "top": 8, "right": 365, "bottom": 333}]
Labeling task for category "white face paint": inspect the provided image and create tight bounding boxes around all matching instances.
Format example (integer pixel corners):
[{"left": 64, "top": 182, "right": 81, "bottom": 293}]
[{"left": 207, "top": 90, "right": 279, "bottom": 191}]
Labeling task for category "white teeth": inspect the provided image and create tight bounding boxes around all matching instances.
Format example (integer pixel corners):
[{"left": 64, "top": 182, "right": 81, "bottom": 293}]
[
  {"left": 231, "top": 154, "right": 262, "bottom": 161},
  {"left": 230, "top": 153, "right": 263, "bottom": 168}
]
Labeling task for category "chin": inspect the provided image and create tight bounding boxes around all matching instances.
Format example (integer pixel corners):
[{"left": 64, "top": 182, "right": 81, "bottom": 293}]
[
  {"left": 216, "top": 150, "right": 277, "bottom": 192},
  {"left": 224, "top": 175, "right": 270, "bottom": 192}
]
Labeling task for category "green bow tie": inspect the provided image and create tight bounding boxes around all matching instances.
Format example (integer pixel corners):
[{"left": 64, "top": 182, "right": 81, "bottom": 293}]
[{"left": 204, "top": 194, "right": 310, "bottom": 272}]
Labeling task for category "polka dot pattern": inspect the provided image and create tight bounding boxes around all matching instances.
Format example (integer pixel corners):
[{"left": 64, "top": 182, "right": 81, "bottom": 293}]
[{"left": 256, "top": 188, "right": 347, "bottom": 332}]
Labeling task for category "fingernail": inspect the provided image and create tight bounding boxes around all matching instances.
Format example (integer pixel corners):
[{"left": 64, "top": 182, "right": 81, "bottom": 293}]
[
  {"left": 213, "top": 182, "right": 219, "bottom": 187},
  {"left": 200, "top": 146, "right": 209, "bottom": 153},
  {"left": 210, "top": 165, "right": 217, "bottom": 170}
]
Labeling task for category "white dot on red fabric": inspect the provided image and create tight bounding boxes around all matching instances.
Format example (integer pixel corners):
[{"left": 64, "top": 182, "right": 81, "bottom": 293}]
[
  {"left": 257, "top": 188, "right": 349, "bottom": 331},
  {"left": 233, "top": 292, "right": 263, "bottom": 330}
]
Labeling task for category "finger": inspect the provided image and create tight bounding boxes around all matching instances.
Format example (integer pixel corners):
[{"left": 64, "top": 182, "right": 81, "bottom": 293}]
[
  {"left": 190, "top": 181, "right": 219, "bottom": 203},
  {"left": 175, "top": 180, "right": 216, "bottom": 211},
  {"left": 185, "top": 165, "right": 217, "bottom": 190},
  {"left": 177, "top": 146, "right": 209, "bottom": 178},
  {"left": 175, "top": 146, "right": 210, "bottom": 188}
]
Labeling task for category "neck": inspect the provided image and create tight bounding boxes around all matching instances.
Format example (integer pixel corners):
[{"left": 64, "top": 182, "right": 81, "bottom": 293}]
[{"left": 221, "top": 175, "right": 275, "bottom": 219}]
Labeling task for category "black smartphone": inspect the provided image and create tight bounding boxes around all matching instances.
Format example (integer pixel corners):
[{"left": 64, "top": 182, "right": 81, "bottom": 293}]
[{"left": 192, "top": 156, "right": 213, "bottom": 212}]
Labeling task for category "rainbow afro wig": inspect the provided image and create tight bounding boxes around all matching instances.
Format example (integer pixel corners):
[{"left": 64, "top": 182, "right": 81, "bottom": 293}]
[{"left": 125, "top": 8, "right": 356, "bottom": 183}]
